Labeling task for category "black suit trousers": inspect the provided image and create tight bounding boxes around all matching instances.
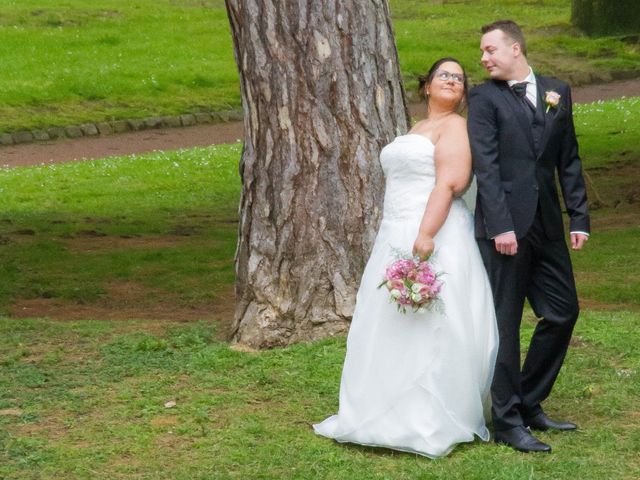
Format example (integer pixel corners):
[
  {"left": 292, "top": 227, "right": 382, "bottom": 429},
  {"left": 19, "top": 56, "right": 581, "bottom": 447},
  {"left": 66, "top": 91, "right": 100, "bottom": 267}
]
[{"left": 477, "top": 207, "right": 579, "bottom": 432}]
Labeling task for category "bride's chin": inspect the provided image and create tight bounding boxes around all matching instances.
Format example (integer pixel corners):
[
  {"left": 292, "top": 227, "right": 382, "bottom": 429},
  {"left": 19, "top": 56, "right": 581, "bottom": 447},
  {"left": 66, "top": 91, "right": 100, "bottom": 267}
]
[
  {"left": 438, "top": 98, "right": 463, "bottom": 112},
  {"left": 437, "top": 91, "right": 462, "bottom": 102}
]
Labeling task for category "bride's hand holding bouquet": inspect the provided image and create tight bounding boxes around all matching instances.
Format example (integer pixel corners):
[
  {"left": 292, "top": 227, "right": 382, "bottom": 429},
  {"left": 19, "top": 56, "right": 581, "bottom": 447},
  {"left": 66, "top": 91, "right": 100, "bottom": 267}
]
[
  {"left": 412, "top": 233, "right": 435, "bottom": 261},
  {"left": 379, "top": 240, "right": 444, "bottom": 314}
]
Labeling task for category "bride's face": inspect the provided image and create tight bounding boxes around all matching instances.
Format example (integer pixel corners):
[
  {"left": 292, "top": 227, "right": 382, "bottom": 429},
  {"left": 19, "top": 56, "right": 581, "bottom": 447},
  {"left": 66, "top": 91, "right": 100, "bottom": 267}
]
[{"left": 427, "top": 61, "right": 465, "bottom": 108}]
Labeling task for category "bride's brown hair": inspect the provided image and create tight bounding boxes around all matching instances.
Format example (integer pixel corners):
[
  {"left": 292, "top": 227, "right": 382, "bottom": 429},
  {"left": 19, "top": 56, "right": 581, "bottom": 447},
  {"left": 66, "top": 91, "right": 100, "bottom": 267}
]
[{"left": 418, "top": 57, "right": 469, "bottom": 113}]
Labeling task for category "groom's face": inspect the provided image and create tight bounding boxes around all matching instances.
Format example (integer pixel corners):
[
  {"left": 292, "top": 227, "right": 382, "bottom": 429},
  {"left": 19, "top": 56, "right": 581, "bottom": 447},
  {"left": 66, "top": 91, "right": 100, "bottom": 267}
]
[{"left": 480, "top": 29, "right": 517, "bottom": 80}]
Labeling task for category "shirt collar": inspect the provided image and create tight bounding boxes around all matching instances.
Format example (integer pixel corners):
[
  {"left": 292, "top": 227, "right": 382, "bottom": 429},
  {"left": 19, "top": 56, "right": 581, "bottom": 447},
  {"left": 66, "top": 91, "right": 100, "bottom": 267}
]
[{"left": 507, "top": 67, "right": 536, "bottom": 87}]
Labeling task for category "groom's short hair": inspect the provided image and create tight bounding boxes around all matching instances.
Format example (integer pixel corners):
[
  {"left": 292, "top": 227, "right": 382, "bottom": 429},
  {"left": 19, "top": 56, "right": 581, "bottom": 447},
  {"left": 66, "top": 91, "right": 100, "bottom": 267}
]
[{"left": 481, "top": 20, "right": 527, "bottom": 57}]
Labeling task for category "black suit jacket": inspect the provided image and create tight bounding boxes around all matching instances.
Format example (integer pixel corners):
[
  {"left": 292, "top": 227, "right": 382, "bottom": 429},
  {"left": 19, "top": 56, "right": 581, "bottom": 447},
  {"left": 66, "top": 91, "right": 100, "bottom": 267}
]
[{"left": 467, "top": 75, "right": 590, "bottom": 240}]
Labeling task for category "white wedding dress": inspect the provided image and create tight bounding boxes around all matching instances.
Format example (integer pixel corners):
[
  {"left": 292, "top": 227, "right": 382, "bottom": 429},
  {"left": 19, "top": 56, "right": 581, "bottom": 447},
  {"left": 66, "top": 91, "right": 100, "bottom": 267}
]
[{"left": 314, "top": 134, "right": 499, "bottom": 458}]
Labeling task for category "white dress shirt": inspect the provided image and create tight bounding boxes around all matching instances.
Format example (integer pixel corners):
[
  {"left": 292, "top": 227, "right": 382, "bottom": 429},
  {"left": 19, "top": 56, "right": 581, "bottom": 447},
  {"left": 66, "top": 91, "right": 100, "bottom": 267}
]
[{"left": 507, "top": 67, "right": 537, "bottom": 108}]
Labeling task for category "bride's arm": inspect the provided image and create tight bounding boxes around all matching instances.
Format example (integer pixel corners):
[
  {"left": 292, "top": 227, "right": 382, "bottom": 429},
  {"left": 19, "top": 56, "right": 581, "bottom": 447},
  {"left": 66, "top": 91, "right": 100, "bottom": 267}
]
[{"left": 412, "top": 116, "right": 472, "bottom": 259}]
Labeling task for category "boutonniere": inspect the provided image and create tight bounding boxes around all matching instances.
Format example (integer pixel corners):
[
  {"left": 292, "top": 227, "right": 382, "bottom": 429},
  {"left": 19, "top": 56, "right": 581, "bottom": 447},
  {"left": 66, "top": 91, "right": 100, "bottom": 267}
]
[{"left": 544, "top": 91, "right": 561, "bottom": 113}]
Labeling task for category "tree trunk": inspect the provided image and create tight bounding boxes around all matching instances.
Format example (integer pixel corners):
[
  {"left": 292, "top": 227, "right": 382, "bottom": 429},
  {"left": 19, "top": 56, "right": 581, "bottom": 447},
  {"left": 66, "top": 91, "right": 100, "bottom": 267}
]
[
  {"left": 225, "top": 0, "right": 410, "bottom": 348},
  {"left": 572, "top": 0, "right": 640, "bottom": 35}
]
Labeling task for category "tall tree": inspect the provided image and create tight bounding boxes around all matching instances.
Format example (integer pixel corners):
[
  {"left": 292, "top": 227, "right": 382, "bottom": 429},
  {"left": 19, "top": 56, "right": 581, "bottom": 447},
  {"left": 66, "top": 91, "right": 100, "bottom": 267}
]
[
  {"left": 572, "top": 0, "right": 640, "bottom": 35},
  {"left": 225, "top": 1, "right": 410, "bottom": 348}
]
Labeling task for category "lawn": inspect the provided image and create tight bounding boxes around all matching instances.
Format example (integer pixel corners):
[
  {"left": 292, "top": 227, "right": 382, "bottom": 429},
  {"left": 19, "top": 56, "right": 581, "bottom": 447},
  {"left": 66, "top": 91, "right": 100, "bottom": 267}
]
[
  {"left": 0, "top": 144, "right": 242, "bottom": 327},
  {"left": 0, "top": 0, "right": 638, "bottom": 132},
  {"left": 0, "top": 311, "right": 638, "bottom": 479},
  {"left": 1, "top": 97, "right": 638, "bottom": 318},
  {"left": 0, "top": 95, "right": 639, "bottom": 477}
]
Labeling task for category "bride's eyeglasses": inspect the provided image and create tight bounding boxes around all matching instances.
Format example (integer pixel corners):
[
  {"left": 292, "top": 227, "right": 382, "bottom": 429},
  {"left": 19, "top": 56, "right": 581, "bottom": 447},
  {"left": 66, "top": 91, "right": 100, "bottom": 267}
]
[{"left": 435, "top": 70, "right": 465, "bottom": 84}]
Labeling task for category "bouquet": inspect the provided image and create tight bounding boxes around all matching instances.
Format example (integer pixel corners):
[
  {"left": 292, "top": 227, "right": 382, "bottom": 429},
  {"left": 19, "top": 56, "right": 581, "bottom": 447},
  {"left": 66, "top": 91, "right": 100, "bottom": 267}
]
[{"left": 378, "top": 253, "right": 444, "bottom": 313}]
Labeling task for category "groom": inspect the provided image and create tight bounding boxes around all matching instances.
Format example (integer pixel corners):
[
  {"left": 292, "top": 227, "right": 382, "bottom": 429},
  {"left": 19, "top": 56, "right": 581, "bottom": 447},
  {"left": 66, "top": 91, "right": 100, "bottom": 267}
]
[{"left": 467, "top": 20, "right": 590, "bottom": 453}]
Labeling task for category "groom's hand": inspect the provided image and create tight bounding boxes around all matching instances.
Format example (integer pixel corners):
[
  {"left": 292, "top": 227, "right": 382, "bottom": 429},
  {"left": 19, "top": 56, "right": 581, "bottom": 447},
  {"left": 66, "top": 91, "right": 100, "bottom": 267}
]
[
  {"left": 571, "top": 232, "right": 589, "bottom": 251},
  {"left": 494, "top": 232, "right": 518, "bottom": 256}
]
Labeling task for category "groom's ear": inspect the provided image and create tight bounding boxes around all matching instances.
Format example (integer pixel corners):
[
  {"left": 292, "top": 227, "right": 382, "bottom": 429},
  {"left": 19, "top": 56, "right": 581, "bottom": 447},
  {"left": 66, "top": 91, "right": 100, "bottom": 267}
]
[{"left": 512, "top": 41, "right": 524, "bottom": 58}]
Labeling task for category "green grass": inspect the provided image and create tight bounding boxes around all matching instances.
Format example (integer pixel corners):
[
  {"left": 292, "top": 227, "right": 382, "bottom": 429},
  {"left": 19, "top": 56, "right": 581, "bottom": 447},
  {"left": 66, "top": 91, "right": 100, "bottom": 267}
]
[
  {"left": 567, "top": 97, "right": 640, "bottom": 308},
  {"left": 391, "top": 0, "right": 640, "bottom": 93},
  {"left": 1, "top": 97, "right": 638, "bottom": 317},
  {"left": 0, "top": 311, "right": 638, "bottom": 479},
  {"left": 0, "top": 0, "right": 638, "bottom": 132},
  {"left": 0, "top": 0, "right": 237, "bottom": 132},
  {"left": 0, "top": 99, "right": 638, "bottom": 477},
  {"left": 0, "top": 144, "right": 242, "bottom": 316},
  {"left": 574, "top": 97, "right": 640, "bottom": 168}
]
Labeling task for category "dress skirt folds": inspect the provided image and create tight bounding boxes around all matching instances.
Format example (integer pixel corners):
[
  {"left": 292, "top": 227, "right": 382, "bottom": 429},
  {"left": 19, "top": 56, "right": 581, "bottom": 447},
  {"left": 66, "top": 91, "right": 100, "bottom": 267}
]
[{"left": 313, "top": 134, "right": 499, "bottom": 458}]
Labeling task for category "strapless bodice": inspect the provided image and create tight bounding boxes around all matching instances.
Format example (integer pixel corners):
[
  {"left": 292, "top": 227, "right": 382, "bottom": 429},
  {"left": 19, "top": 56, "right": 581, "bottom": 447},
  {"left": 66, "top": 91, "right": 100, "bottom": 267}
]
[{"left": 380, "top": 134, "right": 436, "bottom": 220}]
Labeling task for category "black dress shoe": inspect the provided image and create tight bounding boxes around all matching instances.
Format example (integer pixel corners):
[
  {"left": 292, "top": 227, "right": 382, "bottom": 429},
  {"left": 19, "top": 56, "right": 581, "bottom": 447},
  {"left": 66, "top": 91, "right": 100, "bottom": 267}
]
[
  {"left": 524, "top": 412, "right": 577, "bottom": 432},
  {"left": 494, "top": 426, "right": 552, "bottom": 453}
]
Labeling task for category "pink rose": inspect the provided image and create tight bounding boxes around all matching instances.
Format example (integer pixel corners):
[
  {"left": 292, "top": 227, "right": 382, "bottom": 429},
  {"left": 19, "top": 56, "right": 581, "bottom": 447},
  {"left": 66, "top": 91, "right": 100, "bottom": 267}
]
[
  {"left": 387, "top": 279, "right": 404, "bottom": 291},
  {"left": 419, "top": 284, "right": 432, "bottom": 297},
  {"left": 418, "top": 271, "right": 435, "bottom": 284},
  {"left": 544, "top": 90, "right": 561, "bottom": 112}
]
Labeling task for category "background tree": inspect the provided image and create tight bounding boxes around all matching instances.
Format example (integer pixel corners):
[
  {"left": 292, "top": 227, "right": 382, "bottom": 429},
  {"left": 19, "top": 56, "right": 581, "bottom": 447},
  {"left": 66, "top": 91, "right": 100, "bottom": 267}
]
[
  {"left": 572, "top": 0, "right": 640, "bottom": 35},
  {"left": 225, "top": 1, "right": 410, "bottom": 348}
]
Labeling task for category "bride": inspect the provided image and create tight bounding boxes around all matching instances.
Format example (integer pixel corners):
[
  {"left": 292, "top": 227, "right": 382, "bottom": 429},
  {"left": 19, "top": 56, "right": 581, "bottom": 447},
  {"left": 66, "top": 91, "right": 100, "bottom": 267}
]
[{"left": 313, "top": 58, "right": 499, "bottom": 458}]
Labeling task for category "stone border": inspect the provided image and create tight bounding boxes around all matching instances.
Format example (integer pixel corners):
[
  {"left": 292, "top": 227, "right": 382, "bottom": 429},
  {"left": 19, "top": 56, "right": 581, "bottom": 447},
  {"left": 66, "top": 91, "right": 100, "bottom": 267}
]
[
  {"left": 1, "top": 68, "right": 639, "bottom": 147},
  {"left": 0, "top": 109, "right": 244, "bottom": 147}
]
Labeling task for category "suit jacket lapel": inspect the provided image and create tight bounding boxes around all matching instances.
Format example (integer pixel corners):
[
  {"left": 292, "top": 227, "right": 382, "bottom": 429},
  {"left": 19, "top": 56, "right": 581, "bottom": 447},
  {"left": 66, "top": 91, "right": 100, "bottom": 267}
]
[
  {"left": 536, "top": 75, "right": 558, "bottom": 158},
  {"left": 495, "top": 81, "right": 536, "bottom": 153}
]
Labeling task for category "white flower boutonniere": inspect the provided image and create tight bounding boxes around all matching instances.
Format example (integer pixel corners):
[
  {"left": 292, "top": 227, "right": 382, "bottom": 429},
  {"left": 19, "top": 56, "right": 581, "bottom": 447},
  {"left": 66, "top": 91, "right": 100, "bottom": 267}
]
[{"left": 544, "top": 90, "right": 561, "bottom": 113}]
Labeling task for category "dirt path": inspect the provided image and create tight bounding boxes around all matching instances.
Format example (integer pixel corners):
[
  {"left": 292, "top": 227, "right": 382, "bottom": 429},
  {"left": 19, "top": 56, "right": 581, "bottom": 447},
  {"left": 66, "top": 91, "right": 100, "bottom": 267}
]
[{"left": 2, "top": 78, "right": 640, "bottom": 169}]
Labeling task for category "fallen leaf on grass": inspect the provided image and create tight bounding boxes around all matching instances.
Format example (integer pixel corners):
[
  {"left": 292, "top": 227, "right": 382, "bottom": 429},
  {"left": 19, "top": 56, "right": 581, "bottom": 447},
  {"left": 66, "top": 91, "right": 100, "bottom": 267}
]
[
  {"left": 0, "top": 408, "right": 23, "bottom": 416},
  {"left": 230, "top": 342, "right": 258, "bottom": 353}
]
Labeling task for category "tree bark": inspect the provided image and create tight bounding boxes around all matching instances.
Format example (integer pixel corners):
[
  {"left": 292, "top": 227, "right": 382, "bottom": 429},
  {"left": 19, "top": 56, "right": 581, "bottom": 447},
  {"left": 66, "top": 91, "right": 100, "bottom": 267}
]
[
  {"left": 572, "top": 0, "right": 640, "bottom": 35},
  {"left": 225, "top": 0, "right": 410, "bottom": 348}
]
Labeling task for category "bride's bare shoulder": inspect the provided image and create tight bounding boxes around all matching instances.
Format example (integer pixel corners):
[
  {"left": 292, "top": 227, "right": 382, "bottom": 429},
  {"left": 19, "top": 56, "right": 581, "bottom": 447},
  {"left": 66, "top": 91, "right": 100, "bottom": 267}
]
[
  {"left": 439, "top": 115, "right": 468, "bottom": 138},
  {"left": 444, "top": 114, "right": 467, "bottom": 129}
]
